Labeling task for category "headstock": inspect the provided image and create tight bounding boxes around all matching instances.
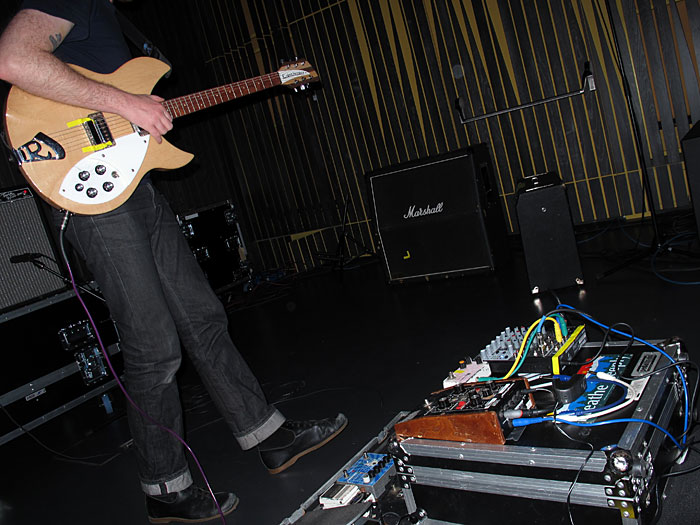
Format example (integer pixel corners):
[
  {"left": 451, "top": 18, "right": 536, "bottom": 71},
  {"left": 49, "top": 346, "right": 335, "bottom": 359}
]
[{"left": 278, "top": 58, "right": 319, "bottom": 91}]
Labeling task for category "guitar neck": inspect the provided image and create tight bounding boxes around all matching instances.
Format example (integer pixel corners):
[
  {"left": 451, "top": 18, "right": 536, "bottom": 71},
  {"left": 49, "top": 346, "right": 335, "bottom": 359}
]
[{"left": 163, "top": 71, "right": 282, "bottom": 118}]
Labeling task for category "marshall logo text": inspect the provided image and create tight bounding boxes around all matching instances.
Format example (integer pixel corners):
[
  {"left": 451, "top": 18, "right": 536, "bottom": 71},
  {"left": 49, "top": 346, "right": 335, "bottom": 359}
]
[{"left": 403, "top": 202, "right": 444, "bottom": 219}]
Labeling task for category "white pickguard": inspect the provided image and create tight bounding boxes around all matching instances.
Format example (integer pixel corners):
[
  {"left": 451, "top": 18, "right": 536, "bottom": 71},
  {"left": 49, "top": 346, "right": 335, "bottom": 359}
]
[{"left": 59, "top": 133, "right": 150, "bottom": 205}]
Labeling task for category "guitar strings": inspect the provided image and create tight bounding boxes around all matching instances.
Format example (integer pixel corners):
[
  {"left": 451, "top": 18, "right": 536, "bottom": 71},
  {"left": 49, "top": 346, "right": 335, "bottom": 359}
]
[{"left": 20, "top": 70, "right": 287, "bottom": 154}]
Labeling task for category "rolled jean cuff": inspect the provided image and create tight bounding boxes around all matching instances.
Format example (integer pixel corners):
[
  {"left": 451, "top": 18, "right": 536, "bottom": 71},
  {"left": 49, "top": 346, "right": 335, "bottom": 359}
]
[
  {"left": 141, "top": 468, "right": 193, "bottom": 496},
  {"left": 236, "top": 408, "right": 285, "bottom": 450}
]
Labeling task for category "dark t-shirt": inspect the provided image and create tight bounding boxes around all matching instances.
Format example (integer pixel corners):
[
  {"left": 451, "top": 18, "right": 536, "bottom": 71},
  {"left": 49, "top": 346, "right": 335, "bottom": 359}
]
[{"left": 20, "top": 0, "right": 130, "bottom": 73}]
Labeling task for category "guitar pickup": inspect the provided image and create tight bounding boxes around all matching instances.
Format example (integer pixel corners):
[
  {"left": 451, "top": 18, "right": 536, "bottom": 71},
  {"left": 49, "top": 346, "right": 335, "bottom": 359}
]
[{"left": 67, "top": 112, "right": 115, "bottom": 153}]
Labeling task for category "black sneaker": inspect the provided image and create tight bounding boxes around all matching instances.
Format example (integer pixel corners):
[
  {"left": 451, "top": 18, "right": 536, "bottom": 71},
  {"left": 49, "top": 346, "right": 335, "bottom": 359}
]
[
  {"left": 259, "top": 413, "right": 348, "bottom": 474},
  {"left": 146, "top": 485, "right": 238, "bottom": 523}
]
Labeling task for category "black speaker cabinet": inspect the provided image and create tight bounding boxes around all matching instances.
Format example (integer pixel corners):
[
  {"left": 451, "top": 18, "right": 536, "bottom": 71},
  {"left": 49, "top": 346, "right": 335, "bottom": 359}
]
[
  {"left": 516, "top": 173, "right": 583, "bottom": 293},
  {"left": 366, "top": 145, "right": 507, "bottom": 283},
  {"left": 681, "top": 121, "right": 700, "bottom": 238},
  {"left": 177, "top": 201, "right": 251, "bottom": 292},
  {"left": 0, "top": 187, "right": 67, "bottom": 315}
]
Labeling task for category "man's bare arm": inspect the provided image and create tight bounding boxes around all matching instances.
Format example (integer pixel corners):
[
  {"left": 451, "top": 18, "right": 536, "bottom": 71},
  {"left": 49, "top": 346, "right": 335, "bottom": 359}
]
[{"left": 0, "top": 9, "right": 172, "bottom": 142}]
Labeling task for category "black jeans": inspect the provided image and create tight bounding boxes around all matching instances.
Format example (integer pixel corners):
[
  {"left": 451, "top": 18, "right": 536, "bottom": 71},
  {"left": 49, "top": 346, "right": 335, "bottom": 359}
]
[{"left": 58, "top": 180, "right": 283, "bottom": 495}]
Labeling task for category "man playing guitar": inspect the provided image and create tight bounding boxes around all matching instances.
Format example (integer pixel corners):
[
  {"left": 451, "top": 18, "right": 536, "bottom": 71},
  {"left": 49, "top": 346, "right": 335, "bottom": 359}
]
[{"left": 0, "top": 1, "right": 346, "bottom": 523}]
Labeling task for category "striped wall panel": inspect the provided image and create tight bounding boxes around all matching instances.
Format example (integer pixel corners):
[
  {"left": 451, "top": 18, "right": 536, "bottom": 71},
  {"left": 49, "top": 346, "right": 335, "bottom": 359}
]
[
  {"left": 187, "top": 0, "right": 699, "bottom": 272},
  {"left": 2, "top": 1, "right": 699, "bottom": 275}
]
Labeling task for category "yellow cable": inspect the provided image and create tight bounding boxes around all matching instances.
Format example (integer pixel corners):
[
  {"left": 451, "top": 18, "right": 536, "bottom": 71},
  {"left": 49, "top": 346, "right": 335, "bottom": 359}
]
[
  {"left": 502, "top": 319, "right": 541, "bottom": 379},
  {"left": 547, "top": 316, "right": 563, "bottom": 343},
  {"left": 502, "top": 316, "right": 564, "bottom": 379}
]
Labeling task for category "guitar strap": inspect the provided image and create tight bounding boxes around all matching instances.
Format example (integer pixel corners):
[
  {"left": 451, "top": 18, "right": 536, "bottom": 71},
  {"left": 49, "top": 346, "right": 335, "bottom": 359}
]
[{"left": 115, "top": 10, "right": 172, "bottom": 78}]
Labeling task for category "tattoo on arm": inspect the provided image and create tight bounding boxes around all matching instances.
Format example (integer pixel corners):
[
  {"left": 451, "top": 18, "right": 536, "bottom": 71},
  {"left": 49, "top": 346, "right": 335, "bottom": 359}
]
[{"left": 48, "top": 33, "right": 63, "bottom": 51}]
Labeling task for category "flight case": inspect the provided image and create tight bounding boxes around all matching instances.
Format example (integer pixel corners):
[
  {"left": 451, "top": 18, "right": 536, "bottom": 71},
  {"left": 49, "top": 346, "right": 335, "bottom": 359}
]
[
  {"left": 389, "top": 339, "right": 686, "bottom": 525},
  {"left": 0, "top": 289, "right": 120, "bottom": 446}
]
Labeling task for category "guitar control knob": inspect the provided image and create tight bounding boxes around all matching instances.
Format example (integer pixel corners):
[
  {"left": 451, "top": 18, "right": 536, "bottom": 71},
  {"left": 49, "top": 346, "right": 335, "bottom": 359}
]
[
  {"left": 95, "top": 165, "right": 107, "bottom": 175},
  {"left": 79, "top": 171, "right": 90, "bottom": 181},
  {"left": 86, "top": 188, "right": 98, "bottom": 198},
  {"left": 103, "top": 182, "right": 114, "bottom": 192},
  {"left": 75, "top": 183, "right": 84, "bottom": 192}
]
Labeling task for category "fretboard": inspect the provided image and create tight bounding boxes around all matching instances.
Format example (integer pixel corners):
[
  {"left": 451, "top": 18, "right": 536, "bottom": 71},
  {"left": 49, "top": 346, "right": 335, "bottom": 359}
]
[{"left": 163, "top": 72, "right": 282, "bottom": 118}]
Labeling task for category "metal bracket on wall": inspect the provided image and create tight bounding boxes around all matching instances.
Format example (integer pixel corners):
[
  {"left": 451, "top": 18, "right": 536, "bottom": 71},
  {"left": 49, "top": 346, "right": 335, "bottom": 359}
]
[{"left": 456, "top": 61, "right": 595, "bottom": 124}]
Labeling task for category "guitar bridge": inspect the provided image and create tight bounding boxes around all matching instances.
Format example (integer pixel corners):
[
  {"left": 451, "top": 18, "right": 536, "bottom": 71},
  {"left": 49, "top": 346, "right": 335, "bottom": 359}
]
[{"left": 12, "top": 132, "right": 66, "bottom": 165}]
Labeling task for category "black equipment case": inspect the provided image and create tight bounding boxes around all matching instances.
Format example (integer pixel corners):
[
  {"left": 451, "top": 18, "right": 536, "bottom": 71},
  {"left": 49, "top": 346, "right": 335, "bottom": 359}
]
[
  {"left": 389, "top": 340, "right": 686, "bottom": 525},
  {"left": 0, "top": 290, "right": 120, "bottom": 446}
]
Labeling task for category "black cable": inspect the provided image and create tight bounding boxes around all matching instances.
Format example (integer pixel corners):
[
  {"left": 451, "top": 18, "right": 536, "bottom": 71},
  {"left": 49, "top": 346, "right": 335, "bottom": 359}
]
[
  {"left": 657, "top": 443, "right": 700, "bottom": 479},
  {"left": 610, "top": 325, "right": 638, "bottom": 380},
  {"left": 547, "top": 289, "right": 563, "bottom": 309},
  {"left": 552, "top": 420, "right": 595, "bottom": 525},
  {"left": 568, "top": 322, "right": 635, "bottom": 367},
  {"left": 271, "top": 385, "right": 384, "bottom": 408},
  {"left": 0, "top": 401, "right": 121, "bottom": 467}
]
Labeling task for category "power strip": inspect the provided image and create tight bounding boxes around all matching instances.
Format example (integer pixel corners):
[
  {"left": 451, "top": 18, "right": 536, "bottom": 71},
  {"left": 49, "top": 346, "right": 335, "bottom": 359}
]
[{"left": 319, "top": 483, "right": 362, "bottom": 509}]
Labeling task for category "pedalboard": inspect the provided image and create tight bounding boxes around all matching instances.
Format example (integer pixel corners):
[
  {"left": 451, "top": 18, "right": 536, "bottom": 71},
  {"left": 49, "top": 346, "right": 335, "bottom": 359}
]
[
  {"left": 392, "top": 339, "right": 686, "bottom": 525},
  {"left": 394, "top": 378, "right": 534, "bottom": 445}
]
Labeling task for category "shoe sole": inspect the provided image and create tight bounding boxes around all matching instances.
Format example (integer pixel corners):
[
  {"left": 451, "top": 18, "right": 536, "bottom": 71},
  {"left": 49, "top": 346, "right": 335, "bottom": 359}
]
[
  {"left": 267, "top": 419, "right": 348, "bottom": 475},
  {"left": 148, "top": 495, "right": 239, "bottom": 524}
]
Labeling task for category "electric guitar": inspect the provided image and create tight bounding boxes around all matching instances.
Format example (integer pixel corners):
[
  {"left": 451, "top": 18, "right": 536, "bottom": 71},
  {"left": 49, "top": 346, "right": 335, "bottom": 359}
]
[{"left": 3, "top": 56, "right": 318, "bottom": 215}]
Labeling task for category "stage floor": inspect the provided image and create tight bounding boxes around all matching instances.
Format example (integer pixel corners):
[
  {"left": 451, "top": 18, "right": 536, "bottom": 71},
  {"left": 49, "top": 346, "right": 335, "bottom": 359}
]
[{"left": 1, "top": 244, "right": 699, "bottom": 525}]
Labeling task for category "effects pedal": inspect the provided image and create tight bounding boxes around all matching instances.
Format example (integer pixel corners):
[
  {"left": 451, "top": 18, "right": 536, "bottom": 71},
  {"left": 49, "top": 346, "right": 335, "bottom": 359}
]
[{"left": 337, "top": 452, "right": 395, "bottom": 498}]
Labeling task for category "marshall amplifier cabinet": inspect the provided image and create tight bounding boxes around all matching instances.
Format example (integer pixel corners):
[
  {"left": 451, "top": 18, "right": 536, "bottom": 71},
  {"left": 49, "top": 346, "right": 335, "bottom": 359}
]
[{"left": 366, "top": 145, "right": 507, "bottom": 283}]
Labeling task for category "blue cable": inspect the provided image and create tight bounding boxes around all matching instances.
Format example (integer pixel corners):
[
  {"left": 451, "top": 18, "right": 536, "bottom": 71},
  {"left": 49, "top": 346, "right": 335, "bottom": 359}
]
[
  {"left": 512, "top": 416, "right": 683, "bottom": 451},
  {"left": 555, "top": 304, "right": 690, "bottom": 444}
]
